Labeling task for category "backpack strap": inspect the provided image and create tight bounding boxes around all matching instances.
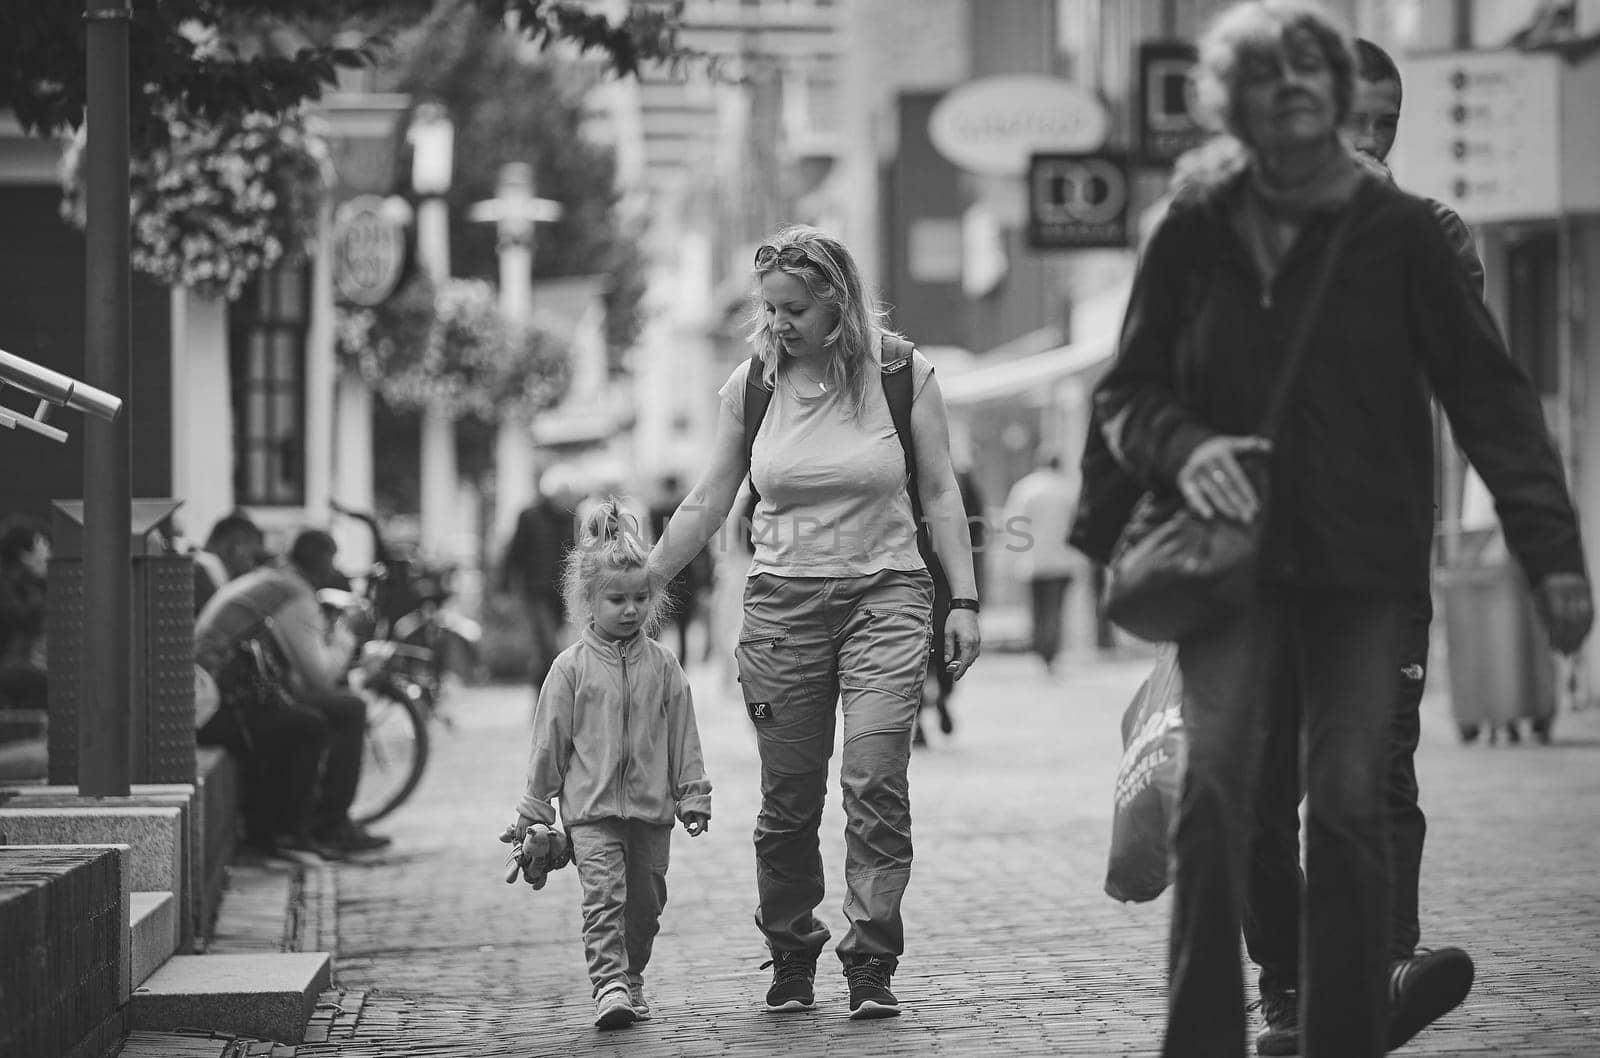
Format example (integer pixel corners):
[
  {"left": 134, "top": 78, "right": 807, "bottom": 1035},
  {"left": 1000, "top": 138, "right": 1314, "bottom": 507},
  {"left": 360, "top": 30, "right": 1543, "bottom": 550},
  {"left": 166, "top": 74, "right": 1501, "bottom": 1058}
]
[
  {"left": 742, "top": 356, "right": 775, "bottom": 504},
  {"left": 879, "top": 335, "right": 918, "bottom": 518}
]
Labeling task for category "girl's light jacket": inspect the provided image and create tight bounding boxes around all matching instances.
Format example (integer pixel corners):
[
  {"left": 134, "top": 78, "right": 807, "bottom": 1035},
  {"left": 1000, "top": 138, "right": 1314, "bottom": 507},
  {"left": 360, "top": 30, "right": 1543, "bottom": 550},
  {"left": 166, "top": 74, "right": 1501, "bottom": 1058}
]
[{"left": 517, "top": 625, "right": 712, "bottom": 828}]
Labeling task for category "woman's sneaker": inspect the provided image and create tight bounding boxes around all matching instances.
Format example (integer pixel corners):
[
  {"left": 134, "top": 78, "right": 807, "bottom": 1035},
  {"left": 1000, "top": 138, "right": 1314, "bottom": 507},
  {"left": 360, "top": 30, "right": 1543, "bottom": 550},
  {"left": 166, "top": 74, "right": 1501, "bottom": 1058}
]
[
  {"left": 844, "top": 954, "right": 901, "bottom": 1019},
  {"left": 761, "top": 950, "right": 817, "bottom": 1012},
  {"left": 1388, "top": 947, "right": 1474, "bottom": 1049},
  {"left": 594, "top": 985, "right": 636, "bottom": 1030}
]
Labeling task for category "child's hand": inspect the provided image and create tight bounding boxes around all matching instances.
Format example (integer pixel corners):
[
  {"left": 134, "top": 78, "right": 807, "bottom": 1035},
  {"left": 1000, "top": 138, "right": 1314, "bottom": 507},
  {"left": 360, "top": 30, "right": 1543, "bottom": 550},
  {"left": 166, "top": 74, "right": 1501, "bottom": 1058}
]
[
  {"left": 498, "top": 815, "right": 536, "bottom": 846},
  {"left": 683, "top": 812, "right": 710, "bottom": 837}
]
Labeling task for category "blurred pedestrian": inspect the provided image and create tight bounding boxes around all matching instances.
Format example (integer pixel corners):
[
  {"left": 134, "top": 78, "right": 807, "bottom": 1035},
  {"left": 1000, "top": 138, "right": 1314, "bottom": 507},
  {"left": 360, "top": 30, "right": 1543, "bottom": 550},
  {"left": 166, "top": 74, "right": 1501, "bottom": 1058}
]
[
  {"left": 508, "top": 500, "right": 711, "bottom": 1030},
  {"left": 1003, "top": 450, "right": 1082, "bottom": 673},
  {"left": 915, "top": 463, "right": 984, "bottom": 744},
  {"left": 1242, "top": 36, "right": 1492, "bottom": 1056},
  {"left": 1087, "top": 4, "right": 1592, "bottom": 1056},
  {"left": 648, "top": 474, "right": 714, "bottom": 665},
  {"left": 647, "top": 224, "right": 981, "bottom": 1019},
  {"left": 196, "top": 529, "right": 390, "bottom": 860},
  {"left": 0, "top": 515, "right": 50, "bottom": 712},
  {"left": 193, "top": 510, "right": 268, "bottom": 614},
  {"left": 501, "top": 470, "right": 580, "bottom": 700}
]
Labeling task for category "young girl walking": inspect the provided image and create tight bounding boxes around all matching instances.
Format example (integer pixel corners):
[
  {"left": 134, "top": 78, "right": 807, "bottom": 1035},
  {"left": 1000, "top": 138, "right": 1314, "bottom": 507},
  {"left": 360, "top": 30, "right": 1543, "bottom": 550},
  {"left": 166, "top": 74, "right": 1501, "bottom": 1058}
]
[{"left": 507, "top": 499, "right": 712, "bottom": 1030}]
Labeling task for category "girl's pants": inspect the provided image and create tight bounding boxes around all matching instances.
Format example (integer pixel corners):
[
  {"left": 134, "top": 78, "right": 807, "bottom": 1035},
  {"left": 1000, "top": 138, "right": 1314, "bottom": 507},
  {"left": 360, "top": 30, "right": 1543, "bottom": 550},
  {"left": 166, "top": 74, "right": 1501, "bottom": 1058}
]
[
  {"left": 1165, "top": 588, "right": 1401, "bottom": 1058},
  {"left": 567, "top": 818, "right": 673, "bottom": 998},
  {"left": 735, "top": 568, "right": 933, "bottom": 967}
]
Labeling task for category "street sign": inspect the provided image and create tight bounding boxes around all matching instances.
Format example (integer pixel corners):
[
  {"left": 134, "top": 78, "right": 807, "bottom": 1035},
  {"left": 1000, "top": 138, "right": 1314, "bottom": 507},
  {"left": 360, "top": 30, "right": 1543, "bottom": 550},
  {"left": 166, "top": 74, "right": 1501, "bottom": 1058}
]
[
  {"left": 1137, "top": 42, "right": 1208, "bottom": 164},
  {"left": 1028, "top": 152, "right": 1130, "bottom": 250},
  {"left": 1395, "top": 50, "right": 1562, "bottom": 224},
  {"left": 929, "top": 75, "right": 1109, "bottom": 176},
  {"left": 333, "top": 195, "right": 408, "bottom": 307}
]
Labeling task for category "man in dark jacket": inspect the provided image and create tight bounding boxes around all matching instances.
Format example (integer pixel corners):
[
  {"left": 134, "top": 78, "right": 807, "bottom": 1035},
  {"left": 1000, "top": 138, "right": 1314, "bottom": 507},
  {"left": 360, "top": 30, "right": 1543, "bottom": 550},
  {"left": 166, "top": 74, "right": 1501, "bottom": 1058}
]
[{"left": 501, "top": 474, "right": 579, "bottom": 696}]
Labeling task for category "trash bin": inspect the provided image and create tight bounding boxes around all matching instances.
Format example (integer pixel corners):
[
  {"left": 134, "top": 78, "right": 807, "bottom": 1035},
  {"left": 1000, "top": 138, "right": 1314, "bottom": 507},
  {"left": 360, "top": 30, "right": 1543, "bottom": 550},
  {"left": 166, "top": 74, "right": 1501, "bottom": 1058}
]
[
  {"left": 46, "top": 498, "right": 195, "bottom": 783},
  {"left": 1434, "top": 559, "right": 1557, "bottom": 744}
]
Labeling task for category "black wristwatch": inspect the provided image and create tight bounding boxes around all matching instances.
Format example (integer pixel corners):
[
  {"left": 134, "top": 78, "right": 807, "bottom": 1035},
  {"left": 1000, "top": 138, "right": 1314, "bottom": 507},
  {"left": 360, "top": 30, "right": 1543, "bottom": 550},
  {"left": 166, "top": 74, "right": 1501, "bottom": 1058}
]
[{"left": 948, "top": 598, "right": 980, "bottom": 613}]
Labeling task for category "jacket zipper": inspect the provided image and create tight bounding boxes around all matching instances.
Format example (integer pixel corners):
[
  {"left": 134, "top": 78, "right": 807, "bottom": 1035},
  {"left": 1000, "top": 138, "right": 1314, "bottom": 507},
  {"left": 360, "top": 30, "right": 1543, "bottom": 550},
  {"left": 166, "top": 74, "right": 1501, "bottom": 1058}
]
[{"left": 618, "top": 646, "right": 630, "bottom": 816}]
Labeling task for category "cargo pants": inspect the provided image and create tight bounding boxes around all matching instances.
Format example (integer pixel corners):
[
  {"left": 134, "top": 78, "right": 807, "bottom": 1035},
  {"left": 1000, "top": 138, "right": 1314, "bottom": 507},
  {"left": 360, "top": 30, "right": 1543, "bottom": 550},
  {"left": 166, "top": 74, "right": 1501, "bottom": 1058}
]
[
  {"left": 735, "top": 568, "right": 933, "bottom": 967},
  {"left": 567, "top": 818, "right": 673, "bottom": 998}
]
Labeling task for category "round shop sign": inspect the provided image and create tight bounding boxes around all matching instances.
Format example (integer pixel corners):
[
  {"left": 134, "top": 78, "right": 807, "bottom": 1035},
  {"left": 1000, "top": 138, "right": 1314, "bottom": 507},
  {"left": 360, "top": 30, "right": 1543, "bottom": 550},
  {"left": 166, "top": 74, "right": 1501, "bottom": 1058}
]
[
  {"left": 333, "top": 195, "right": 407, "bottom": 307},
  {"left": 929, "top": 75, "right": 1110, "bottom": 177}
]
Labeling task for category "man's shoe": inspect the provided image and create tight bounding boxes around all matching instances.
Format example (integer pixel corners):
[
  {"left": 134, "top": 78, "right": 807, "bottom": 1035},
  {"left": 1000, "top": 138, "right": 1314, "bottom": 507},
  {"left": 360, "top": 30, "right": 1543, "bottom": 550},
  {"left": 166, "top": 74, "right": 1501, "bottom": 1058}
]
[
  {"left": 760, "top": 950, "right": 817, "bottom": 1012},
  {"left": 844, "top": 954, "right": 901, "bottom": 1020},
  {"left": 315, "top": 819, "right": 392, "bottom": 854},
  {"left": 594, "top": 985, "right": 636, "bottom": 1030},
  {"left": 1388, "top": 948, "right": 1474, "bottom": 1049},
  {"left": 269, "top": 833, "right": 346, "bottom": 863},
  {"left": 1253, "top": 986, "right": 1300, "bottom": 1056}
]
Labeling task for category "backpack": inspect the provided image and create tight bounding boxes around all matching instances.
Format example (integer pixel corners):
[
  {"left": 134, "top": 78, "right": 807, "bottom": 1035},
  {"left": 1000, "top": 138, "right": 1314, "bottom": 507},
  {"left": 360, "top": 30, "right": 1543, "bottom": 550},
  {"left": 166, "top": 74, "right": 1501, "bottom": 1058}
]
[{"left": 740, "top": 336, "right": 949, "bottom": 602}]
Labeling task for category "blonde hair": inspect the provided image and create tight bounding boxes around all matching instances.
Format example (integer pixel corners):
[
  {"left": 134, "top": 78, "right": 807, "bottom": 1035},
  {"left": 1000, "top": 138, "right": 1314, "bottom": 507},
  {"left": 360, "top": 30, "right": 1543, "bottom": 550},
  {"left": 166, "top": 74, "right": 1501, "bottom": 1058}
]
[
  {"left": 747, "top": 224, "right": 900, "bottom": 420},
  {"left": 560, "top": 498, "right": 667, "bottom": 634}
]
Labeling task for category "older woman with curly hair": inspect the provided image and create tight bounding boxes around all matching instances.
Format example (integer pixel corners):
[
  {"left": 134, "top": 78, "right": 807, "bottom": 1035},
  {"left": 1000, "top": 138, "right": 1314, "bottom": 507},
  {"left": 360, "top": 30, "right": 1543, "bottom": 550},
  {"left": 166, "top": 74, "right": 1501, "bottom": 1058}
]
[{"left": 1087, "top": 2, "right": 1592, "bottom": 1055}]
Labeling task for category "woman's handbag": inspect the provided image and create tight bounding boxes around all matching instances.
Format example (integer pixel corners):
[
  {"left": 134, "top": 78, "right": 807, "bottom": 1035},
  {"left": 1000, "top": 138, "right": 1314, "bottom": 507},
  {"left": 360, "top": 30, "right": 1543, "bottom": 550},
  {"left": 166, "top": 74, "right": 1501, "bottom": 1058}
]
[{"left": 1103, "top": 200, "right": 1360, "bottom": 643}]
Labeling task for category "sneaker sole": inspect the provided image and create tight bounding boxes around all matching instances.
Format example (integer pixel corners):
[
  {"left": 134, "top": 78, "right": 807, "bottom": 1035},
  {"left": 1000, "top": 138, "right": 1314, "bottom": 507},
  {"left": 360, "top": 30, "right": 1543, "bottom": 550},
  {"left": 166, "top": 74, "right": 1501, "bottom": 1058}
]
[
  {"left": 595, "top": 1007, "right": 637, "bottom": 1031},
  {"left": 849, "top": 1000, "right": 901, "bottom": 1020},
  {"left": 1389, "top": 953, "right": 1473, "bottom": 1049},
  {"left": 764, "top": 999, "right": 816, "bottom": 1013}
]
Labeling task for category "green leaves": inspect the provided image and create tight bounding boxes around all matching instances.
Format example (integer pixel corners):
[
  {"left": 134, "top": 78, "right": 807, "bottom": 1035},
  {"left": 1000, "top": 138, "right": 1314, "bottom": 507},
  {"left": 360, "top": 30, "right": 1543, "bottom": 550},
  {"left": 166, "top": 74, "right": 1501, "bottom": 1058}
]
[{"left": 0, "top": 0, "right": 692, "bottom": 146}]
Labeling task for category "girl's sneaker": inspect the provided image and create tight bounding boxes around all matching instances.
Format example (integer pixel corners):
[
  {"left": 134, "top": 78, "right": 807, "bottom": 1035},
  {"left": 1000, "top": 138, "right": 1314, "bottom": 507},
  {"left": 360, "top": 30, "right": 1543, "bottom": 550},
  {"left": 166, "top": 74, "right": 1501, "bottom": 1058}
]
[
  {"left": 594, "top": 985, "right": 636, "bottom": 1030},
  {"left": 629, "top": 983, "right": 652, "bottom": 1021}
]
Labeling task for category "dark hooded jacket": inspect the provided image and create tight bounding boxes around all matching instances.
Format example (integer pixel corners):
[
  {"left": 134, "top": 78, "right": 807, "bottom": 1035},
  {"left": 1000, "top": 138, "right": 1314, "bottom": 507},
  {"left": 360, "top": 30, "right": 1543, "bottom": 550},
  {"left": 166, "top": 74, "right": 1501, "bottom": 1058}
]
[{"left": 1075, "top": 169, "right": 1583, "bottom": 595}]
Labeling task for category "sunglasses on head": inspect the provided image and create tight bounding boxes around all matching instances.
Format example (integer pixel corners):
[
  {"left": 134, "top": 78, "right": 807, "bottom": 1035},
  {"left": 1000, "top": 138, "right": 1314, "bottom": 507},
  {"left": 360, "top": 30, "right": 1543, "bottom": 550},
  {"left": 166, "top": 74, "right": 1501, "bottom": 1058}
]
[{"left": 754, "top": 242, "right": 822, "bottom": 270}]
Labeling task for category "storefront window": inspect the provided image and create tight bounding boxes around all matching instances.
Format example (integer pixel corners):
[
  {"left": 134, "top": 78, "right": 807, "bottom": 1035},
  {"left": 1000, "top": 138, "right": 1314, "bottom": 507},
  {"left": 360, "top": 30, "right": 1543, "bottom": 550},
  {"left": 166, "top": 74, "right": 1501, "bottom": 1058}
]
[{"left": 229, "top": 264, "right": 309, "bottom": 506}]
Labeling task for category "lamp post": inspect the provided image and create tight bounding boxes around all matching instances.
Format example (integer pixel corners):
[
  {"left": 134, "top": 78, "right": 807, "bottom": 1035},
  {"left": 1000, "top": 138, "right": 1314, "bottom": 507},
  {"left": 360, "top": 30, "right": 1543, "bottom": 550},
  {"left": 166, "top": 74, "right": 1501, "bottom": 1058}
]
[
  {"left": 407, "top": 104, "right": 461, "bottom": 559},
  {"left": 81, "top": 0, "right": 133, "bottom": 796},
  {"left": 469, "top": 162, "right": 563, "bottom": 547}
]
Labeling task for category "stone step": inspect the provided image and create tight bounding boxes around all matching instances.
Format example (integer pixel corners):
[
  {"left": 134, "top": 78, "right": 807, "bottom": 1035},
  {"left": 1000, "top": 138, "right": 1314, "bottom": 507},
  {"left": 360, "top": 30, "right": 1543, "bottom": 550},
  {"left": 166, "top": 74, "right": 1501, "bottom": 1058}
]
[
  {"left": 130, "top": 952, "right": 332, "bottom": 1045},
  {"left": 130, "top": 891, "right": 178, "bottom": 988}
]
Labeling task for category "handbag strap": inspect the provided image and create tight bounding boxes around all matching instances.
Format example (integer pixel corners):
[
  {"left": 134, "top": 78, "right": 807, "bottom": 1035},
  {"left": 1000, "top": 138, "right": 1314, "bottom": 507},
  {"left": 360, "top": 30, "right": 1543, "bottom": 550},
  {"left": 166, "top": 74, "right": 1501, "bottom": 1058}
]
[{"left": 1257, "top": 182, "right": 1365, "bottom": 440}]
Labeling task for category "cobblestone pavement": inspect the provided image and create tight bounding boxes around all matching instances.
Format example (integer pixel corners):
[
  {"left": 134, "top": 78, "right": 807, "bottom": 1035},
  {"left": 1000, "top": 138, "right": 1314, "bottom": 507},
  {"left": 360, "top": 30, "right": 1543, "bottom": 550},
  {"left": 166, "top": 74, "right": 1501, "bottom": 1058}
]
[{"left": 216, "top": 643, "right": 1600, "bottom": 1057}]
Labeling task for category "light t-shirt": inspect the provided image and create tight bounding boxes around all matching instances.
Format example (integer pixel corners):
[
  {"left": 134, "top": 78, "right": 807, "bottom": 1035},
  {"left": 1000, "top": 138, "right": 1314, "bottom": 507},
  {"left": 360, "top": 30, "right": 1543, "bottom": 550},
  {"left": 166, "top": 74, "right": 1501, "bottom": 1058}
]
[{"left": 718, "top": 348, "right": 935, "bottom": 578}]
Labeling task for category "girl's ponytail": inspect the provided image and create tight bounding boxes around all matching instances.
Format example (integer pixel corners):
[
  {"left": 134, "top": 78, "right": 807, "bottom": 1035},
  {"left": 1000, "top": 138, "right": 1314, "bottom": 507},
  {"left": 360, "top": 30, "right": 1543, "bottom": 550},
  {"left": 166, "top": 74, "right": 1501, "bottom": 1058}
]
[{"left": 561, "top": 497, "right": 666, "bottom": 633}]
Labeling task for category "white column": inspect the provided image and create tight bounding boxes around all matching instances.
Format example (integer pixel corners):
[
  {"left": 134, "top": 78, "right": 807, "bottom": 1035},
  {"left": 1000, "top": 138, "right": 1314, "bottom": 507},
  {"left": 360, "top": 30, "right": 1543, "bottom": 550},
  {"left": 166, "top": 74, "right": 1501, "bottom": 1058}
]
[
  {"left": 416, "top": 195, "right": 460, "bottom": 559},
  {"left": 169, "top": 288, "right": 234, "bottom": 541},
  {"left": 333, "top": 370, "right": 375, "bottom": 571},
  {"left": 494, "top": 206, "right": 535, "bottom": 550}
]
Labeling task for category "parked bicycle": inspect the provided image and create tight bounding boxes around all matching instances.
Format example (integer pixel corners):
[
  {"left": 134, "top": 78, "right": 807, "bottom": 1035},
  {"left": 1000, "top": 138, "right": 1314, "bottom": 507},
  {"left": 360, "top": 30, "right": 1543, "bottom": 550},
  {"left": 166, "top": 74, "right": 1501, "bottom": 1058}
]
[{"left": 325, "top": 502, "right": 482, "bottom": 824}]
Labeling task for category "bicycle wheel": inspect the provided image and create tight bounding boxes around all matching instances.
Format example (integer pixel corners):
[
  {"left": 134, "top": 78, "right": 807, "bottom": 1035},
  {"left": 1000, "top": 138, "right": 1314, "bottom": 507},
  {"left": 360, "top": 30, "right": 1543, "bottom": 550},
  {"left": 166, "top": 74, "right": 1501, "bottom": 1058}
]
[{"left": 349, "top": 687, "right": 431, "bottom": 825}]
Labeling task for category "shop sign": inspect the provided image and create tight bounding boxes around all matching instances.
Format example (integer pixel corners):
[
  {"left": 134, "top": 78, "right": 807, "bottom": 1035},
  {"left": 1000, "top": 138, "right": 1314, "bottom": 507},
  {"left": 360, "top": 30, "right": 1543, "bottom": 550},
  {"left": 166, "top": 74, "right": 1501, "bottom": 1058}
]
[
  {"left": 929, "top": 75, "right": 1109, "bottom": 176},
  {"left": 333, "top": 195, "right": 408, "bottom": 307},
  {"left": 1395, "top": 50, "right": 1561, "bottom": 224},
  {"left": 1028, "top": 152, "right": 1129, "bottom": 250},
  {"left": 1137, "top": 41, "right": 1209, "bottom": 164}
]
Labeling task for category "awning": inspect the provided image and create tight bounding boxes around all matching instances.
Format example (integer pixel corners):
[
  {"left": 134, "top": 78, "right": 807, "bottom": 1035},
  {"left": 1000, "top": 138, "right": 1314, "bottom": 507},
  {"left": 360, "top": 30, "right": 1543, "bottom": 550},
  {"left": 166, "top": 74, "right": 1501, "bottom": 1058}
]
[{"left": 940, "top": 332, "right": 1116, "bottom": 406}]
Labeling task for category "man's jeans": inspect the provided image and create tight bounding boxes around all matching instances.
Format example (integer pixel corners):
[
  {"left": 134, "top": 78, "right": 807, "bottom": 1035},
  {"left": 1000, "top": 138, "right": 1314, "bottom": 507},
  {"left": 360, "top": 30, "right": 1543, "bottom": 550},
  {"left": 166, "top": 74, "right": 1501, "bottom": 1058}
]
[
  {"left": 1166, "top": 590, "right": 1401, "bottom": 1058},
  {"left": 568, "top": 818, "right": 673, "bottom": 998},
  {"left": 735, "top": 569, "right": 932, "bottom": 967},
  {"left": 1244, "top": 592, "right": 1433, "bottom": 996}
]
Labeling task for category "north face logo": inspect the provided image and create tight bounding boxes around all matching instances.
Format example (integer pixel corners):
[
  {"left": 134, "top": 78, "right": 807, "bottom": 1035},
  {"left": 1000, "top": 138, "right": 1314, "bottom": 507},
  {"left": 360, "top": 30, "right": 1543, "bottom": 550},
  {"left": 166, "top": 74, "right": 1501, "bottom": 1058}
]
[{"left": 747, "top": 701, "right": 773, "bottom": 723}]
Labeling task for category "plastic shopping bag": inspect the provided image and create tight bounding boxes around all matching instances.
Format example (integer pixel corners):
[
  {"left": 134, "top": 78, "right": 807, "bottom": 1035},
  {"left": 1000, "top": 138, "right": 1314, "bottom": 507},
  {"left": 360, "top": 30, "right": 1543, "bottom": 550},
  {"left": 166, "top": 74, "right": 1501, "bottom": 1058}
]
[{"left": 1105, "top": 644, "right": 1186, "bottom": 903}]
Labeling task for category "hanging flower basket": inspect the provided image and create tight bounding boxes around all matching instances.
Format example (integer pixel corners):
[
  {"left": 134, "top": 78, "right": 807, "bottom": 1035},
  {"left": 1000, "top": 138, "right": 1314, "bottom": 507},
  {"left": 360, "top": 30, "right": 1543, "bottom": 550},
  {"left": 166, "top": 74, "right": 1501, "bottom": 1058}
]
[
  {"left": 336, "top": 276, "right": 570, "bottom": 425},
  {"left": 59, "top": 108, "right": 329, "bottom": 303}
]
